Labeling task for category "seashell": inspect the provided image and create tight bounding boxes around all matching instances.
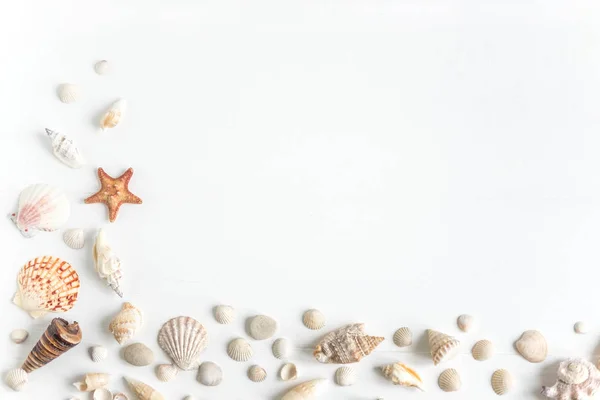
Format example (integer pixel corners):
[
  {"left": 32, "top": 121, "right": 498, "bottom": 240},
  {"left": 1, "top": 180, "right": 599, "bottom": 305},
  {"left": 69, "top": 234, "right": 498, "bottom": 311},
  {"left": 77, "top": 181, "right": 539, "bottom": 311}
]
[
  {"left": 22, "top": 318, "right": 82, "bottom": 373},
  {"left": 472, "top": 339, "right": 494, "bottom": 361},
  {"left": 302, "top": 309, "right": 326, "bottom": 330},
  {"left": 491, "top": 369, "right": 514, "bottom": 395},
  {"left": 197, "top": 361, "right": 223, "bottom": 386},
  {"left": 123, "top": 343, "right": 154, "bottom": 366},
  {"left": 4, "top": 368, "right": 28, "bottom": 391},
  {"left": 10, "top": 329, "right": 29, "bottom": 344},
  {"left": 45, "top": 129, "right": 85, "bottom": 169},
  {"left": 93, "top": 388, "right": 113, "bottom": 400},
  {"left": 124, "top": 377, "right": 164, "bottom": 400},
  {"left": 541, "top": 358, "right": 600, "bottom": 399},
  {"left": 380, "top": 363, "right": 424, "bottom": 391},
  {"left": 63, "top": 228, "right": 85, "bottom": 249},
  {"left": 183, "top": 396, "right": 194, "bottom": 400},
  {"left": 272, "top": 338, "right": 292, "bottom": 359},
  {"left": 393, "top": 327, "right": 412, "bottom": 347},
  {"left": 227, "top": 338, "right": 253, "bottom": 362},
  {"left": 248, "top": 365, "right": 267, "bottom": 383},
  {"left": 100, "top": 99, "right": 126, "bottom": 131},
  {"left": 457, "top": 314, "right": 476, "bottom": 333},
  {"left": 155, "top": 364, "right": 178, "bottom": 382},
  {"left": 157, "top": 316, "right": 208, "bottom": 370},
  {"left": 95, "top": 60, "right": 109, "bottom": 75},
  {"left": 57, "top": 83, "right": 80, "bottom": 104},
  {"left": 281, "top": 378, "right": 329, "bottom": 400},
  {"left": 438, "top": 368, "right": 461, "bottom": 392},
  {"left": 93, "top": 229, "right": 124, "bottom": 297},
  {"left": 10, "top": 184, "right": 70, "bottom": 238},
  {"left": 213, "top": 305, "right": 235, "bottom": 324},
  {"left": 113, "top": 393, "right": 128, "bottom": 400},
  {"left": 427, "top": 329, "right": 460, "bottom": 365},
  {"left": 314, "top": 323, "right": 384, "bottom": 364},
  {"left": 574, "top": 321, "right": 588, "bottom": 334},
  {"left": 73, "top": 373, "right": 110, "bottom": 391},
  {"left": 335, "top": 366, "right": 356, "bottom": 386},
  {"left": 515, "top": 330, "right": 547, "bottom": 363},
  {"left": 90, "top": 346, "right": 108, "bottom": 362},
  {"left": 109, "top": 302, "right": 142, "bottom": 345},
  {"left": 248, "top": 315, "right": 278, "bottom": 340},
  {"left": 279, "top": 363, "right": 298, "bottom": 381}
]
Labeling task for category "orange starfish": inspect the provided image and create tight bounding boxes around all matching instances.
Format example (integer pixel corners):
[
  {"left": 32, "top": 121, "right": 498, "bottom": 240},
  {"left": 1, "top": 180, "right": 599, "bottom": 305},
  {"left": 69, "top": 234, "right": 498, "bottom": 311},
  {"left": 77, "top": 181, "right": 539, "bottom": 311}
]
[{"left": 85, "top": 167, "right": 142, "bottom": 222}]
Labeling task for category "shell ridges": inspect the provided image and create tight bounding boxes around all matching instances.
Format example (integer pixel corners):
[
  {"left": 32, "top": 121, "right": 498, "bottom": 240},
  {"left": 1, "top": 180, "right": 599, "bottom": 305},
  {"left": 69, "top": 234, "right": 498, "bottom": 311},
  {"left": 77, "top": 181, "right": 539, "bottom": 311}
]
[{"left": 157, "top": 316, "right": 208, "bottom": 371}]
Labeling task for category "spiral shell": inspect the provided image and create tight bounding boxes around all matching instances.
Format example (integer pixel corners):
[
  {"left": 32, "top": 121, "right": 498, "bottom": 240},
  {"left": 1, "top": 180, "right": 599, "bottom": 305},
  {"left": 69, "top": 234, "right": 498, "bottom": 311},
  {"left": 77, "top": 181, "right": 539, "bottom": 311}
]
[
  {"left": 302, "top": 309, "right": 326, "bottom": 330},
  {"left": 73, "top": 373, "right": 110, "bottom": 391},
  {"left": 227, "top": 338, "right": 253, "bottom": 362},
  {"left": 155, "top": 364, "right": 179, "bottom": 382},
  {"left": 157, "top": 316, "right": 208, "bottom": 370},
  {"left": 427, "top": 329, "right": 460, "bottom": 365},
  {"left": 4, "top": 368, "right": 28, "bottom": 391},
  {"left": 247, "top": 365, "right": 267, "bottom": 383},
  {"left": 438, "top": 368, "right": 461, "bottom": 392},
  {"left": 22, "top": 318, "right": 82, "bottom": 373},
  {"left": 108, "top": 302, "right": 142, "bottom": 345},
  {"left": 314, "top": 323, "right": 384, "bottom": 364},
  {"left": 93, "top": 229, "right": 123, "bottom": 297},
  {"left": 393, "top": 327, "right": 412, "bottom": 347},
  {"left": 541, "top": 359, "right": 600, "bottom": 399},
  {"left": 10, "top": 184, "right": 70, "bottom": 238},
  {"left": 335, "top": 367, "right": 356, "bottom": 386},
  {"left": 197, "top": 361, "right": 222, "bottom": 386},
  {"left": 380, "top": 362, "right": 424, "bottom": 391},
  {"left": 46, "top": 129, "right": 85, "bottom": 169},
  {"left": 124, "top": 377, "right": 164, "bottom": 400},
  {"left": 213, "top": 305, "right": 235, "bottom": 324}
]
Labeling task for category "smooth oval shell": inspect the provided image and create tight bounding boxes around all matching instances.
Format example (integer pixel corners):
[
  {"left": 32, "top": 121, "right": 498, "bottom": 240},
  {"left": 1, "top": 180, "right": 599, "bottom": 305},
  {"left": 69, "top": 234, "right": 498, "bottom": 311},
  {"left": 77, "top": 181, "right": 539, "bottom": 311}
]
[
  {"left": 95, "top": 60, "right": 109, "bottom": 75},
  {"left": 10, "top": 329, "right": 29, "bottom": 344},
  {"left": 213, "top": 305, "right": 235, "bottom": 324},
  {"left": 472, "top": 339, "right": 494, "bottom": 361},
  {"left": 109, "top": 302, "right": 142, "bottom": 345},
  {"left": 302, "top": 309, "right": 326, "bottom": 330},
  {"left": 11, "top": 184, "right": 70, "bottom": 238},
  {"left": 281, "top": 379, "right": 329, "bottom": 400},
  {"left": 123, "top": 343, "right": 154, "bottom": 366},
  {"left": 4, "top": 368, "right": 28, "bottom": 391},
  {"left": 63, "top": 228, "right": 85, "bottom": 249},
  {"left": 93, "top": 388, "right": 113, "bottom": 400},
  {"left": 124, "top": 377, "right": 164, "bottom": 400},
  {"left": 279, "top": 363, "right": 298, "bottom": 381},
  {"left": 335, "top": 367, "right": 356, "bottom": 386},
  {"left": 227, "top": 338, "right": 253, "bottom": 362},
  {"left": 248, "top": 365, "right": 267, "bottom": 383},
  {"left": 574, "top": 321, "right": 588, "bottom": 334},
  {"left": 73, "top": 373, "right": 110, "bottom": 391},
  {"left": 380, "top": 363, "right": 424, "bottom": 391},
  {"left": 100, "top": 99, "right": 126, "bottom": 131},
  {"left": 248, "top": 315, "right": 278, "bottom": 340},
  {"left": 90, "top": 345, "right": 108, "bottom": 362},
  {"left": 197, "top": 361, "right": 223, "bottom": 386},
  {"left": 427, "top": 329, "right": 460, "bottom": 365},
  {"left": 393, "top": 327, "right": 412, "bottom": 347},
  {"left": 491, "top": 369, "right": 514, "bottom": 395},
  {"left": 438, "top": 368, "right": 461, "bottom": 392},
  {"left": 314, "top": 323, "right": 384, "bottom": 364},
  {"left": 272, "top": 338, "right": 292, "bottom": 359},
  {"left": 457, "top": 314, "right": 476, "bottom": 333},
  {"left": 155, "top": 364, "right": 179, "bottom": 382},
  {"left": 515, "top": 330, "right": 547, "bottom": 363},
  {"left": 57, "top": 83, "right": 80, "bottom": 103},
  {"left": 157, "top": 316, "right": 208, "bottom": 370}
]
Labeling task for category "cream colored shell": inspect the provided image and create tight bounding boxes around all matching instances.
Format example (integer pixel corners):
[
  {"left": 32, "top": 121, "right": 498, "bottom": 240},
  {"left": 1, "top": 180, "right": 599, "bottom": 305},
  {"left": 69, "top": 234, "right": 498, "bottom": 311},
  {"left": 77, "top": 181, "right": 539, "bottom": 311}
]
[
  {"left": 427, "top": 329, "right": 460, "bottom": 365},
  {"left": 302, "top": 309, "right": 326, "bottom": 330},
  {"left": 57, "top": 83, "right": 80, "bottom": 104},
  {"left": 335, "top": 367, "right": 356, "bottom": 386},
  {"left": 213, "top": 305, "right": 235, "bottom": 324},
  {"left": 248, "top": 365, "right": 267, "bottom": 383},
  {"left": 472, "top": 339, "right": 494, "bottom": 361},
  {"left": 93, "top": 229, "right": 124, "bottom": 297},
  {"left": 438, "top": 369, "right": 461, "bottom": 392},
  {"left": 248, "top": 315, "right": 278, "bottom": 340},
  {"left": 63, "top": 228, "right": 85, "bottom": 249},
  {"left": 272, "top": 338, "right": 292, "bottom": 359},
  {"left": 4, "top": 368, "right": 28, "bottom": 391},
  {"left": 457, "top": 314, "right": 476, "bottom": 333},
  {"left": 491, "top": 369, "right": 514, "bottom": 396},
  {"left": 90, "top": 345, "right": 108, "bottom": 362},
  {"left": 11, "top": 184, "right": 70, "bottom": 237},
  {"left": 113, "top": 393, "right": 128, "bottom": 400},
  {"left": 93, "top": 388, "right": 113, "bottom": 400},
  {"left": 515, "top": 330, "right": 547, "bottom": 363},
  {"left": 100, "top": 99, "right": 126, "bottom": 131},
  {"left": 10, "top": 329, "right": 29, "bottom": 344},
  {"left": 123, "top": 343, "right": 155, "bottom": 366},
  {"left": 157, "top": 316, "right": 208, "bottom": 370},
  {"left": 281, "top": 379, "right": 329, "bottom": 400},
  {"left": 380, "top": 363, "right": 424, "bottom": 391},
  {"left": 95, "top": 60, "right": 109, "bottom": 75},
  {"left": 574, "top": 321, "right": 588, "bottom": 334},
  {"left": 227, "top": 338, "right": 253, "bottom": 362},
  {"left": 314, "top": 323, "right": 384, "bottom": 364},
  {"left": 279, "top": 363, "right": 298, "bottom": 381},
  {"left": 197, "top": 361, "right": 223, "bottom": 386},
  {"left": 393, "top": 327, "right": 412, "bottom": 347},
  {"left": 73, "top": 373, "right": 110, "bottom": 391},
  {"left": 125, "top": 377, "right": 164, "bottom": 400},
  {"left": 108, "top": 302, "right": 142, "bottom": 345},
  {"left": 46, "top": 129, "right": 85, "bottom": 169},
  {"left": 155, "top": 364, "right": 179, "bottom": 382}
]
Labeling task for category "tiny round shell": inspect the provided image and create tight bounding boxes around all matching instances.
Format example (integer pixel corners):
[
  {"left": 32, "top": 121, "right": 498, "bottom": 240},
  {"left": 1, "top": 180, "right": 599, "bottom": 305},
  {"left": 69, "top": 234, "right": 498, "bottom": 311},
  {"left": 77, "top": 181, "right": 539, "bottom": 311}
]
[
  {"left": 472, "top": 340, "right": 494, "bottom": 361},
  {"left": 95, "top": 60, "right": 109, "bottom": 75},
  {"left": 90, "top": 345, "right": 108, "bottom": 362},
  {"left": 248, "top": 315, "right": 278, "bottom": 340},
  {"left": 227, "top": 338, "right": 253, "bottom": 362},
  {"left": 10, "top": 329, "right": 29, "bottom": 344},
  {"left": 457, "top": 314, "right": 476, "bottom": 333},
  {"left": 247, "top": 365, "right": 267, "bottom": 383},
  {"left": 155, "top": 363, "right": 179, "bottom": 382},
  {"left": 93, "top": 388, "right": 113, "bottom": 400},
  {"left": 574, "top": 321, "right": 588, "bottom": 334},
  {"left": 302, "top": 309, "right": 326, "bottom": 330},
  {"left": 4, "top": 368, "right": 28, "bottom": 391},
  {"left": 335, "top": 367, "right": 357, "bottom": 387},
  {"left": 272, "top": 338, "right": 292, "bottom": 359},
  {"left": 63, "top": 228, "right": 85, "bottom": 249},
  {"left": 57, "top": 83, "right": 80, "bottom": 104},
  {"left": 393, "top": 327, "right": 412, "bottom": 347},
  {"left": 279, "top": 363, "right": 298, "bottom": 381},
  {"left": 113, "top": 393, "right": 128, "bottom": 400},
  {"left": 438, "top": 368, "right": 461, "bottom": 392},
  {"left": 123, "top": 342, "right": 154, "bottom": 366},
  {"left": 214, "top": 305, "right": 235, "bottom": 324},
  {"left": 491, "top": 369, "right": 513, "bottom": 395},
  {"left": 197, "top": 361, "right": 223, "bottom": 386}
]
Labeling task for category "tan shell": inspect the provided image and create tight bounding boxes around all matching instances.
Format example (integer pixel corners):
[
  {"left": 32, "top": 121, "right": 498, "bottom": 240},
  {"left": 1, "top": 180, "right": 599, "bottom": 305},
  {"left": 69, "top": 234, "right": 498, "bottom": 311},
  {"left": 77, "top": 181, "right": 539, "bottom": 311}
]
[
  {"left": 90, "top": 346, "right": 108, "bottom": 362},
  {"left": 197, "top": 361, "right": 223, "bottom": 386},
  {"left": 574, "top": 321, "right": 589, "bottom": 334},
  {"left": 279, "top": 363, "right": 298, "bottom": 381},
  {"left": 4, "top": 368, "right": 28, "bottom": 391},
  {"left": 22, "top": 318, "right": 82, "bottom": 373},
  {"left": 438, "top": 368, "right": 461, "bottom": 392},
  {"left": 73, "top": 373, "right": 110, "bottom": 391},
  {"left": 93, "top": 388, "right": 113, "bottom": 400},
  {"left": 472, "top": 339, "right": 494, "bottom": 361},
  {"left": 123, "top": 343, "right": 155, "bottom": 366},
  {"left": 541, "top": 358, "right": 600, "bottom": 399},
  {"left": 515, "top": 330, "right": 547, "bottom": 363},
  {"left": 100, "top": 99, "right": 126, "bottom": 131},
  {"left": 281, "top": 379, "right": 329, "bottom": 400},
  {"left": 157, "top": 316, "right": 208, "bottom": 370},
  {"left": 393, "top": 327, "right": 412, "bottom": 347},
  {"left": 427, "top": 329, "right": 460, "bottom": 365},
  {"left": 302, "top": 309, "right": 326, "bottom": 330},
  {"left": 335, "top": 367, "right": 356, "bottom": 386},
  {"left": 380, "top": 362, "right": 424, "bottom": 391},
  {"left": 95, "top": 60, "right": 109, "bottom": 75},
  {"left": 491, "top": 369, "right": 513, "bottom": 395},
  {"left": 10, "top": 329, "right": 29, "bottom": 344},
  {"left": 124, "top": 377, "right": 164, "bottom": 400},
  {"left": 227, "top": 338, "right": 253, "bottom": 362},
  {"left": 248, "top": 315, "right": 278, "bottom": 340},
  {"left": 155, "top": 364, "right": 178, "bottom": 382},
  {"left": 248, "top": 365, "right": 267, "bottom": 382},
  {"left": 457, "top": 314, "right": 476, "bottom": 332},
  {"left": 314, "top": 323, "right": 384, "bottom": 364},
  {"left": 108, "top": 302, "right": 142, "bottom": 345},
  {"left": 213, "top": 305, "right": 235, "bottom": 324},
  {"left": 57, "top": 83, "right": 80, "bottom": 104},
  {"left": 272, "top": 338, "right": 292, "bottom": 359}
]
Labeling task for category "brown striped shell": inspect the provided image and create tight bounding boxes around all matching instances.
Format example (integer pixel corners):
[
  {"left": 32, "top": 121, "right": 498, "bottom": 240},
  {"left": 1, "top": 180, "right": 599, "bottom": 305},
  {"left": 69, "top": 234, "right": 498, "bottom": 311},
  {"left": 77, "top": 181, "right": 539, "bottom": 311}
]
[{"left": 22, "top": 318, "right": 82, "bottom": 373}]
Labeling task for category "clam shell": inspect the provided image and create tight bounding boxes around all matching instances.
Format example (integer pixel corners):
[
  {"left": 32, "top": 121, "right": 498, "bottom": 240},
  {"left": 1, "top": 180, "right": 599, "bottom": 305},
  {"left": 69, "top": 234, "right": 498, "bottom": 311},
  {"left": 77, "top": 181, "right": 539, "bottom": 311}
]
[
  {"left": 197, "top": 361, "right": 223, "bottom": 386},
  {"left": 248, "top": 315, "right": 278, "bottom": 340},
  {"left": 438, "top": 368, "right": 461, "bottom": 392},
  {"left": 113, "top": 393, "right": 129, "bottom": 400},
  {"left": 22, "top": 318, "right": 82, "bottom": 373},
  {"left": 281, "top": 379, "right": 329, "bottom": 400},
  {"left": 279, "top": 363, "right": 298, "bottom": 381},
  {"left": 515, "top": 330, "right": 547, "bottom": 363},
  {"left": 427, "top": 329, "right": 460, "bottom": 365},
  {"left": 4, "top": 368, "right": 28, "bottom": 391},
  {"left": 491, "top": 369, "right": 513, "bottom": 395},
  {"left": 90, "top": 345, "right": 108, "bottom": 362},
  {"left": 541, "top": 358, "right": 600, "bottom": 399},
  {"left": 93, "top": 229, "right": 124, "bottom": 297},
  {"left": 123, "top": 343, "right": 154, "bottom": 366},
  {"left": 95, "top": 60, "right": 109, "bottom": 75},
  {"left": 46, "top": 129, "right": 85, "bottom": 169},
  {"left": 472, "top": 339, "right": 494, "bottom": 361},
  {"left": 157, "top": 316, "right": 208, "bottom": 370},
  {"left": 314, "top": 323, "right": 384, "bottom": 364},
  {"left": 302, "top": 309, "right": 326, "bottom": 330},
  {"left": 155, "top": 364, "right": 179, "bottom": 382},
  {"left": 100, "top": 99, "right": 126, "bottom": 131},
  {"left": 124, "top": 377, "right": 164, "bottom": 400},
  {"left": 380, "top": 362, "right": 424, "bottom": 391},
  {"left": 93, "top": 388, "right": 113, "bottom": 400},
  {"left": 213, "top": 305, "right": 235, "bottom": 324},
  {"left": 248, "top": 365, "right": 267, "bottom": 383},
  {"left": 457, "top": 314, "right": 476, "bottom": 333},
  {"left": 57, "top": 83, "right": 80, "bottom": 104},
  {"left": 272, "top": 338, "right": 292, "bottom": 359},
  {"left": 109, "top": 302, "right": 142, "bottom": 345},
  {"left": 393, "top": 327, "right": 412, "bottom": 347},
  {"left": 335, "top": 367, "right": 356, "bottom": 386},
  {"left": 73, "top": 373, "right": 110, "bottom": 391},
  {"left": 63, "top": 228, "right": 85, "bottom": 249},
  {"left": 227, "top": 338, "right": 253, "bottom": 362},
  {"left": 10, "top": 184, "right": 70, "bottom": 238},
  {"left": 574, "top": 321, "right": 588, "bottom": 334},
  {"left": 10, "top": 329, "right": 29, "bottom": 344}
]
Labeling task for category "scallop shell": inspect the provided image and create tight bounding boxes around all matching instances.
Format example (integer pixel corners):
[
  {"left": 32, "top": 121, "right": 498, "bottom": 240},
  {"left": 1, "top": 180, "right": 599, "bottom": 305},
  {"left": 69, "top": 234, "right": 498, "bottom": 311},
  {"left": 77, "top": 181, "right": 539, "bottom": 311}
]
[
  {"left": 93, "top": 229, "right": 123, "bottom": 297},
  {"left": 93, "top": 388, "right": 113, "bottom": 400},
  {"left": 157, "top": 316, "right": 208, "bottom": 370},
  {"left": 123, "top": 343, "right": 154, "bottom": 366},
  {"left": 457, "top": 314, "right": 476, "bottom": 333},
  {"left": 13, "top": 256, "right": 80, "bottom": 318},
  {"left": 427, "top": 329, "right": 460, "bottom": 365},
  {"left": 22, "top": 318, "right": 82, "bottom": 373},
  {"left": 491, "top": 369, "right": 514, "bottom": 395},
  {"left": 272, "top": 338, "right": 292, "bottom": 359},
  {"left": 4, "top": 368, "right": 28, "bottom": 391},
  {"left": 113, "top": 393, "right": 128, "bottom": 400},
  {"left": 281, "top": 378, "right": 329, "bottom": 400},
  {"left": 248, "top": 365, "right": 267, "bottom": 383},
  {"left": 541, "top": 358, "right": 600, "bottom": 399},
  {"left": 57, "top": 83, "right": 80, "bottom": 104},
  {"left": 197, "top": 361, "right": 223, "bottom": 386},
  {"left": 574, "top": 321, "right": 588, "bottom": 334},
  {"left": 314, "top": 323, "right": 384, "bottom": 364},
  {"left": 472, "top": 339, "right": 494, "bottom": 361},
  {"left": 248, "top": 315, "right": 278, "bottom": 340},
  {"left": 227, "top": 338, "right": 253, "bottom": 362},
  {"left": 393, "top": 327, "right": 412, "bottom": 347},
  {"left": 438, "top": 368, "right": 461, "bottom": 392},
  {"left": 380, "top": 363, "right": 424, "bottom": 391},
  {"left": 302, "top": 309, "right": 326, "bottom": 330},
  {"left": 515, "top": 330, "right": 547, "bottom": 363},
  {"left": 63, "top": 228, "right": 85, "bottom": 249},
  {"left": 10, "top": 329, "right": 29, "bottom": 344},
  {"left": 214, "top": 305, "right": 235, "bottom": 324},
  {"left": 90, "top": 346, "right": 108, "bottom": 362},
  {"left": 279, "top": 363, "right": 298, "bottom": 381},
  {"left": 155, "top": 364, "right": 179, "bottom": 382},
  {"left": 46, "top": 129, "right": 85, "bottom": 169},
  {"left": 10, "top": 184, "right": 70, "bottom": 237},
  {"left": 95, "top": 60, "right": 109, "bottom": 75},
  {"left": 335, "top": 367, "right": 356, "bottom": 386},
  {"left": 73, "top": 373, "right": 110, "bottom": 391},
  {"left": 108, "top": 302, "right": 143, "bottom": 345},
  {"left": 124, "top": 377, "right": 164, "bottom": 400},
  {"left": 100, "top": 99, "right": 126, "bottom": 131}
]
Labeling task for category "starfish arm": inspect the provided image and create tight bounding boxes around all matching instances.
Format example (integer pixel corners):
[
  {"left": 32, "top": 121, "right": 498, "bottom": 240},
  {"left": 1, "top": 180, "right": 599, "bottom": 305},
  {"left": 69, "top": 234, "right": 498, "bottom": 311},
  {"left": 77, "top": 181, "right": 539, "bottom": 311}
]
[
  {"left": 85, "top": 191, "right": 106, "bottom": 204},
  {"left": 118, "top": 168, "right": 134, "bottom": 185},
  {"left": 107, "top": 197, "right": 123, "bottom": 223},
  {"left": 123, "top": 192, "right": 143, "bottom": 204}
]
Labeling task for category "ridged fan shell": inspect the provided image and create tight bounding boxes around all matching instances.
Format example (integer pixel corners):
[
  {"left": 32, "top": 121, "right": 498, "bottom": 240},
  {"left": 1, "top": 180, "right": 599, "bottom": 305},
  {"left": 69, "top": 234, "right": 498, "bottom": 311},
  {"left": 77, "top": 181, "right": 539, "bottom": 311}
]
[
  {"left": 124, "top": 377, "right": 164, "bottom": 400},
  {"left": 157, "top": 316, "right": 208, "bottom": 370},
  {"left": 314, "top": 323, "right": 384, "bottom": 364},
  {"left": 335, "top": 367, "right": 356, "bottom": 386},
  {"left": 10, "top": 184, "right": 70, "bottom": 237},
  {"left": 213, "top": 305, "right": 235, "bottom": 324},
  {"left": 248, "top": 365, "right": 267, "bottom": 382},
  {"left": 73, "top": 373, "right": 110, "bottom": 391},
  {"left": 491, "top": 369, "right": 513, "bottom": 396},
  {"left": 281, "top": 379, "right": 329, "bottom": 400},
  {"left": 472, "top": 339, "right": 494, "bottom": 361},
  {"left": 302, "top": 309, "right": 326, "bottom": 330},
  {"left": 90, "top": 346, "right": 108, "bottom": 362},
  {"left": 427, "top": 329, "right": 460, "bottom": 365},
  {"left": 57, "top": 83, "right": 80, "bottom": 104},
  {"left": 438, "top": 368, "right": 461, "bottom": 392},
  {"left": 4, "top": 368, "right": 28, "bottom": 391},
  {"left": 63, "top": 228, "right": 85, "bottom": 249},
  {"left": 227, "top": 338, "right": 253, "bottom": 362},
  {"left": 155, "top": 364, "right": 178, "bottom": 382},
  {"left": 393, "top": 327, "right": 412, "bottom": 347}
]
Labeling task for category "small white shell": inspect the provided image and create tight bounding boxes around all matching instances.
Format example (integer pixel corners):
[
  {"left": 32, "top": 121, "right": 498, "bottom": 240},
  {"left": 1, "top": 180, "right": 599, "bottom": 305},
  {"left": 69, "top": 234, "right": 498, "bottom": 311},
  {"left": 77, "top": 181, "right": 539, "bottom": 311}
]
[
  {"left": 93, "top": 388, "right": 113, "bottom": 400},
  {"left": 213, "top": 305, "right": 235, "bottom": 324},
  {"left": 279, "top": 363, "right": 298, "bottom": 381},
  {"left": 113, "top": 393, "right": 128, "bottom": 400},
  {"left": 155, "top": 364, "right": 179, "bottom": 382},
  {"left": 90, "top": 345, "right": 108, "bottom": 362},
  {"left": 393, "top": 327, "right": 412, "bottom": 347},
  {"left": 197, "top": 361, "right": 223, "bottom": 386},
  {"left": 95, "top": 60, "right": 109, "bottom": 75},
  {"left": 438, "top": 368, "right": 461, "bottom": 392},
  {"left": 227, "top": 338, "right": 253, "bottom": 362},
  {"left": 10, "top": 329, "right": 29, "bottom": 344},
  {"left": 248, "top": 315, "right": 278, "bottom": 340},
  {"left": 4, "top": 368, "right": 28, "bottom": 391},
  {"left": 574, "top": 321, "right": 589, "bottom": 334},
  {"left": 100, "top": 99, "right": 126, "bottom": 131},
  {"left": 472, "top": 339, "right": 494, "bottom": 361},
  {"left": 491, "top": 369, "right": 514, "bottom": 395},
  {"left": 57, "top": 83, "right": 80, "bottom": 104},
  {"left": 335, "top": 367, "right": 357, "bottom": 386},
  {"left": 272, "top": 338, "right": 292, "bottom": 359},
  {"left": 247, "top": 365, "right": 267, "bottom": 383},
  {"left": 457, "top": 314, "right": 476, "bottom": 333},
  {"left": 64, "top": 228, "right": 85, "bottom": 249},
  {"left": 302, "top": 309, "right": 326, "bottom": 330}
]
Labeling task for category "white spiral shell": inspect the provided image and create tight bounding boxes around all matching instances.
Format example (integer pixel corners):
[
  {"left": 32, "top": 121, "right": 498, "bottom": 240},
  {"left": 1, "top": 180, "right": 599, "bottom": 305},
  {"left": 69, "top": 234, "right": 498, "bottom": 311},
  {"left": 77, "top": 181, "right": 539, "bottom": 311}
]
[{"left": 46, "top": 128, "right": 85, "bottom": 169}]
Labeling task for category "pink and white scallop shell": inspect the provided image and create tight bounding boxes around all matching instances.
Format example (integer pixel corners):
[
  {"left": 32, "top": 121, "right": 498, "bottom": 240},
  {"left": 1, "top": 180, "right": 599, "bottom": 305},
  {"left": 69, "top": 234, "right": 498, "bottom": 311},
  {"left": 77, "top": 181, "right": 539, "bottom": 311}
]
[
  {"left": 541, "top": 359, "right": 600, "bottom": 399},
  {"left": 10, "top": 184, "right": 70, "bottom": 238}
]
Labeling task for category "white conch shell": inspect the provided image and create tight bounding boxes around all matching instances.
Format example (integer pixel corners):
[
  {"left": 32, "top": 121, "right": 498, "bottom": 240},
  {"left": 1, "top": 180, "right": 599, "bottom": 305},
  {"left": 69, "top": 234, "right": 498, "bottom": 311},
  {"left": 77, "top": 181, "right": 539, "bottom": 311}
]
[
  {"left": 302, "top": 309, "right": 326, "bottom": 330},
  {"left": 197, "top": 361, "right": 222, "bottom": 386},
  {"left": 472, "top": 339, "right": 494, "bottom": 361},
  {"left": 438, "top": 368, "right": 461, "bottom": 392},
  {"left": 491, "top": 369, "right": 514, "bottom": 395},
  {"left": 541, "top": 359, "right": 600, "bottom": 399},
  {"left": 272, "top": 338, "right": 292, "bottom": 359},
  {"left": 515, "top": 330, "right": 547, "bottom": 363},
  {"left": 213, "top": 305, "right": 235, "bottom": 324},
  {"left": 57, "top": 83, "right": 80, "bottom": 104},
  {"left": 73, "top": 373, "right": 110, "bottom": 391},
  {"left": 90, "top": 346, "right": 108, "bottom": 362},
  {"left": 335, "top": 367, "right": 356, "bottom": 386},
  {"left": 93, "top": 388, "right": 113, "bottom": 400},
  {"left": 93, "top": 229, "right": 123, "bottom": 297},
  {"left": 124, "top": 377, "right": 164, "bottom": 400},
  {"left": 157, "top": 316, "right": 208, "bottom": 371},
  {"left": 4, "top": 368, "right": 28, "bottom": 391},
  {"left": 95, "top": 60, "right": 109, "bottom": 75},
  {"left": 314, "top": 323, "right": 384, "bottom": 364},
  {"left": 393, "top": 327, "right": 412, "bottom": 347},
  {"left": 108, "top": 302, "right": 142, "bottom": 344},
  {"left": 227, "top": 338, "right": 253, "bottom": 362},
  {"left": 279, "top": 363, "right": 298, "bottom": 381},
  {"left": 155, "top": 364, "right": 178, "bottom": 382},
  {"left": 427, "top": 329, "right": 460, "bottom": 365},
  {"left": 63, "top": 228, "right": 85, "bottom": 249},
  {"left": 45, "top": 129, "right": 85, "bottom": 168},
  {"left": 380, "top": 363, "right": 424, "bottom": 391},
  {"left": 281, "top": 379, "right": 329, "bottom": 400},
  {"left": 10, "top": 184, "right": 70, "bottom": 238},
  {"left": 248, "top": 365, "right": 267, "bottom": 383},
  {"left": 100, "top": 99, "right": 126, "bottom": 131}
]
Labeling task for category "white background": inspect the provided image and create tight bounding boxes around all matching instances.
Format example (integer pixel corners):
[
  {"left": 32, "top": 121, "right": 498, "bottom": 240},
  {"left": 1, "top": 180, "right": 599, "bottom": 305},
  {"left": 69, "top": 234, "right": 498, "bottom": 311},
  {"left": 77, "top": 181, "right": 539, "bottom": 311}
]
[{"left": 1, "top": 0, "right": 600, "bottom": 399}]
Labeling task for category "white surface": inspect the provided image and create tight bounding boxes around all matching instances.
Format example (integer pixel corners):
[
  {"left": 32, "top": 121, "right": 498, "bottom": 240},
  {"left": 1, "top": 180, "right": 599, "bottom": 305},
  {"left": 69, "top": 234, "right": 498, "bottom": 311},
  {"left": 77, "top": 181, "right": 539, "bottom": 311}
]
[{"left": 1, "top": 1, "right": 600, "bottom": 399}]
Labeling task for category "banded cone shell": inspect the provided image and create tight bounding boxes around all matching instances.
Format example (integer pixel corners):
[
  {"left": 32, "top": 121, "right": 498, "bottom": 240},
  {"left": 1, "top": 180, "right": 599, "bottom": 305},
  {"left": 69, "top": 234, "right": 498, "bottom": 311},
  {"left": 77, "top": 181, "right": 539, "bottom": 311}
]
[
  {"left": 281, "top": 378, "right": 329, "bottom": 400},
  {"left": 124, "top": 377, "right": 164, "bottom": 400},
  {"left": 109, "top": 302, "right": 142, "bottom": 345},
  {"left": 227, "top": 338, "right": 253, "bottom": 362},
  {"left": 10, "top": 184, "right": 70, "bottom": 238},
  {"left": 335, "top": 367, "right": 356, "bottom": 386},
  {"left": 213, "top": 305, "right": 235, "bottom": 324},
  {"left": 393, "top": 327, "right": 412, "bottom": 347},
  {"left": 157, "top": 316, "right": 208, "bottom": 370},
  {"left": 302, "top": 309, "right": 326, "bottom": 330},
  {"left": 472, "top": 339, "right": 494, "bottom": 361},
  {"left": 22, "top": 318, "right": 82, "bottom": 373},
  {"left": 4, "top": 368, "right": 28, "bottom": 391},
  {"left": 438, "top": 368, "right": 461, "bottom": 392},
  {"left": 314, "top": 323, "right": 384, "bottom": 364},
  {"left": 155, "top": 364, "right": 178, "bottom": 382},
  {"left": 380, "top": 363, "right": 424, "bottom": 391},
  {"left": 427, "top": 329, "right": 460, "bottom": 365},
  {"left": 279, "top": 363, "right": 298, "bottom": 381},
  {"left": 247, "top": 365, "right": 267, "bottom": 383},
  {"left": 491, "top": 369, "right": 513, "bottom": 395}
]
